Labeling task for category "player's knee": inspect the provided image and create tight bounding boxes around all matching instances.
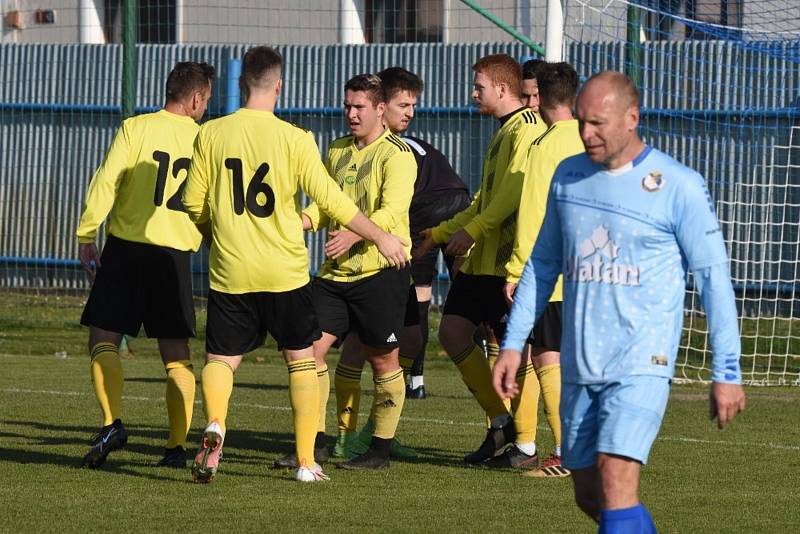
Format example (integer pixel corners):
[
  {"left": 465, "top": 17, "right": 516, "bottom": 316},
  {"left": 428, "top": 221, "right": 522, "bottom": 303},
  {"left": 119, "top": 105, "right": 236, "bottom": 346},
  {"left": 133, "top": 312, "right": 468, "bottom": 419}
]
[
  {"left": 399, "top": 325, "right": 422, "bottom": 357},
  {"left": 366, "top": 350, "right": 398, "bottom": 375},
  {"left": 437, "top": 317, "right": 464, "bottom": 355}
]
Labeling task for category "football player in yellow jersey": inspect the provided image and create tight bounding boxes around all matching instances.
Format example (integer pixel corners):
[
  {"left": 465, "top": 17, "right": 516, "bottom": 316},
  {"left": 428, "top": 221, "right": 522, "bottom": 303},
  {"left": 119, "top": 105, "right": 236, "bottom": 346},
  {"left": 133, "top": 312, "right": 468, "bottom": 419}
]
[
  {"left": 76, "top": 61, "right": 215, "bottom": 469},
  {"left": 182, "top": 47, "right": 407, "bottom": 484},
  {"left": 414, "top": 54, "right": 546, "bottom": 464},
  {"left": 300, "top": 74, "right": 416, "bottom": 470},
  {"left": 280, "top": 68, "right": 470, "bottom": 467},
  {"left": 484, "top": 62, "right": 585, "bottom": 475}
]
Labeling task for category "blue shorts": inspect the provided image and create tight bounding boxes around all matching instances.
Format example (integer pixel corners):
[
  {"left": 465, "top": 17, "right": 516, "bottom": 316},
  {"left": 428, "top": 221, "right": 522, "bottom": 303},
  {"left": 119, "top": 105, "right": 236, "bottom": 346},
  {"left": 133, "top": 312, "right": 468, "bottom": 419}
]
[{"left": 560, "top": 376, "right": 671, "bottom": 470}]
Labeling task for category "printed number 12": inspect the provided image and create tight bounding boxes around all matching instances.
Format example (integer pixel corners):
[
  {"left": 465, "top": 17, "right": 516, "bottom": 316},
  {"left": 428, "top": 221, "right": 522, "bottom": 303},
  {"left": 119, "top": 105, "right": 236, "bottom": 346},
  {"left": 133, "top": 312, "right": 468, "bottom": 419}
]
[{"left": 153, "top": 150, "right": 191, "bottom": 212}]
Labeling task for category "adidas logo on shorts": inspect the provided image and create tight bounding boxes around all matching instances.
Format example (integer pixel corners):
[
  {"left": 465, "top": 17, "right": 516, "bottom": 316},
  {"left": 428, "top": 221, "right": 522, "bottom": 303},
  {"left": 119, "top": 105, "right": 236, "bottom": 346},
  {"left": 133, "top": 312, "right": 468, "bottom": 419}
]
[
  {"left": 341, "top": 407, "right": 353, "bottom": 414},
  {"left": 386, "top": 333, "right": 398, "bottom": 343},
  {"left": 348, "top": 163, "right": 357, "bottom": 171}
]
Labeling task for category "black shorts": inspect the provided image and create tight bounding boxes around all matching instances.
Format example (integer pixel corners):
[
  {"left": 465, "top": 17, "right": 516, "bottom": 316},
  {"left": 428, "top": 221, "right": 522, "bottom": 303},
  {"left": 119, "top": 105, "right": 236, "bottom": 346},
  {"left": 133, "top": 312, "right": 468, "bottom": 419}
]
[
  {"left": 205, "top": 284, "right": 321, "bottom": 355},
  {"left": 527, "top": 301, "right": 562, "bottom": 352},
  {"left": 442, "top": 273, "right": 509, "bottom": 339},
  {"left": 404, "top": 284, "right": 420, "bottom": 327},
  {"left": 410, "top": 191, "right": 471, "bottom": 286},
  {"left": 313, "top": 267, "right": 410, "bottom": 349},
  {"left": 80, "top": 234, "right": 195, "bottom": 338}
]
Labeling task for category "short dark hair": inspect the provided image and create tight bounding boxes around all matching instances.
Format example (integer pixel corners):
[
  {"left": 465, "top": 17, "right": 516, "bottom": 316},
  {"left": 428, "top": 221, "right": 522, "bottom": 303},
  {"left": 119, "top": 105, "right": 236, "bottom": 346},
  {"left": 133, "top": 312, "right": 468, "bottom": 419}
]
[
  {"left": 345, "top": 74, "right": 386, "bottom": 105},
  {"left": 240, "top": 46, "right": 282, "bottom": 101},
  {"left": 377, "top": 67, "right": 424, "bottom": 100},
  {"left": 538, "top": 62, "right": 580, "bottom": 108},
  {"left": 472, "top": 54, "right": 522, "bottom": 97},
  {"left": 165, "top": 62, "right": 215, "bottom": 102},
  {"left": 521, "top": 58, "right": 546, "bottom": 81}
]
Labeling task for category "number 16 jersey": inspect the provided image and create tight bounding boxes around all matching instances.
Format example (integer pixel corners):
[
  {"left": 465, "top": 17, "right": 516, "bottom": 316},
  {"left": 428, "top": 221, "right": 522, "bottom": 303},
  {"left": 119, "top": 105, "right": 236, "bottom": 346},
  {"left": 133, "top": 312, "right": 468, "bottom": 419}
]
[{"left": 183, "top": 108, "right": 359, "bottom": 294}]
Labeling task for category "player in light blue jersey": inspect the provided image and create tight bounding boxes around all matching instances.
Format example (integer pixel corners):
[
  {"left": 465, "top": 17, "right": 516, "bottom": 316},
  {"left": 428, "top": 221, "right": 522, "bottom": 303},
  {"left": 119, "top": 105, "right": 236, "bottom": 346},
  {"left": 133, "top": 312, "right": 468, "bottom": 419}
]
[{"left": 493, "top": 71, "right": 746, "bottom": 533}]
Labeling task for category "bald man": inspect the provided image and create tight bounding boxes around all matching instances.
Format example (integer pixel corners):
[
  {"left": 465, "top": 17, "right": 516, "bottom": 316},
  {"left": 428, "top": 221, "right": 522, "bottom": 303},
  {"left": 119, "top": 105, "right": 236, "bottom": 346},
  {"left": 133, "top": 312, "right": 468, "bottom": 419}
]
[{"left": 493, "top": 71, "right": 745, "bottom": 532}]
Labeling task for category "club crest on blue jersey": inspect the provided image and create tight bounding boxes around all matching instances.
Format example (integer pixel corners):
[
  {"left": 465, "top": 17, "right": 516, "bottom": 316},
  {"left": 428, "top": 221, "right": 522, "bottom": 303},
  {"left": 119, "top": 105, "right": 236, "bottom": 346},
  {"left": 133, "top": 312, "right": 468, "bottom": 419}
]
[
  {"left": 641, "top": 171, "right": 665, "bottom": 192},
  {"left": 564, "top": 225, "right": 641, "bottom": 286}
]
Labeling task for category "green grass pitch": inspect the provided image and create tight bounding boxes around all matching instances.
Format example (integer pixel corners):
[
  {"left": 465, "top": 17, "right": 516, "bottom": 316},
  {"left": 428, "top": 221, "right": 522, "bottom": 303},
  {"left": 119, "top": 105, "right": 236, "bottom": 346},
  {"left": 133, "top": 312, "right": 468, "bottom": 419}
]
[{"left": 0, "top": 315, "right": 798, "bottom": 533}]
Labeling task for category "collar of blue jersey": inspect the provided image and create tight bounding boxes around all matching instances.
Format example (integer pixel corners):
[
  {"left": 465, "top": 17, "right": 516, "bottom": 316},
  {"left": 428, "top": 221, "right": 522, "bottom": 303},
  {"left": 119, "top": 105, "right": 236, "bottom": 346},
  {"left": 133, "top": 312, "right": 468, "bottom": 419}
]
[
  {"left": 632, "top": 145, "right": 653, "bottom": 167},
  {"left": 603, "top": 145, "right": 653, "bottom": 176}
]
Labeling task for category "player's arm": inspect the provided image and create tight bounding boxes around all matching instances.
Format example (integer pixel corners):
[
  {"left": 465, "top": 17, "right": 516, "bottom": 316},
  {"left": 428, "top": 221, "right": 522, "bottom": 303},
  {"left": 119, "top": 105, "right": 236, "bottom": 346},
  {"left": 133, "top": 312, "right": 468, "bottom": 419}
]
[
  {"left": 297, "top": 133, "right": 407, "bottom": 267},
  {"left": 505, "top": 146, "right": 554, "bottom": 302},
  {"left": 494, "top": 186, "right": 563, "bottom": 399},
  {"left": 453, "top": 133, "right": 530, "bottom": 254},
  {"left": 75, "top": 121, "right": 133, "bottom": 278},
  {"left": 412, "top": 191, "right": 479, "bottom": 261},
  {"left": 302, "top": 201, "right": 330, "bottom": 232},
  {"left": 182, "top": 129, "right": 212, "bottom": 224},
  {"left": 674, "top": 173, "right": 745, "bottom": 428}
]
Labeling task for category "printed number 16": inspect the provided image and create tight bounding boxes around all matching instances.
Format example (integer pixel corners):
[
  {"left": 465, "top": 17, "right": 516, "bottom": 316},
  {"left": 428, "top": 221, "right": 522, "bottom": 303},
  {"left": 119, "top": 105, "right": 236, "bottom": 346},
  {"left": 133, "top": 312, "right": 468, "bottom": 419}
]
[{"left": 224, "top": 158, "right": 275, "bottom": 218}]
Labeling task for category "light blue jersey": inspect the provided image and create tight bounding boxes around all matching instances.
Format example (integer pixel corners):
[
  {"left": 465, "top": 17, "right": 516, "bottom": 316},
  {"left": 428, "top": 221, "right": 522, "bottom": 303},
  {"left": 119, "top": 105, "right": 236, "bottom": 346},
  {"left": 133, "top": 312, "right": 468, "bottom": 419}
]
[{"left": 503, "top": 147, "right": 742, "bottom": 385}]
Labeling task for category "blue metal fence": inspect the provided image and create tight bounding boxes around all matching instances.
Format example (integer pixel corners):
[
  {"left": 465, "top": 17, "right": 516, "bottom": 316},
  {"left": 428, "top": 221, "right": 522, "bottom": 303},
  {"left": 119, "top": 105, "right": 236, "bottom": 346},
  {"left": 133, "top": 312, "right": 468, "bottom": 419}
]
[{"left": 1, "top": 41, "right": 798, "bottom": 312}]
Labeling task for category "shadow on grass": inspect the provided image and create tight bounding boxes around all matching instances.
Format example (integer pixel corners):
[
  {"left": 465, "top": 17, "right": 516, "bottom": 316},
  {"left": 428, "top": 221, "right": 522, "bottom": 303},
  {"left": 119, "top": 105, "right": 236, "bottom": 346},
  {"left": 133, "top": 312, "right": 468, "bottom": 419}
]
[
  {"left": 1, "top": 419, "right": 302, "bottom": 464},
  {"left": 0, "top": 446, "right": 188, "bottom": 482},
  {"left": 125, "top": 376, "right": 289, "bottom": 392}
]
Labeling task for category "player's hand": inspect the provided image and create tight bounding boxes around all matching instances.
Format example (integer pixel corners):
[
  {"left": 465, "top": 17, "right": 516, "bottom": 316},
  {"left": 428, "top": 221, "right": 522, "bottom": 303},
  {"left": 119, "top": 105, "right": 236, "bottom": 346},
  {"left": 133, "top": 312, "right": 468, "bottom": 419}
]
[
  {"left": 492, "top": 349, "right": 522, "bottom": 400},
  {"left": 709, "top": 382, "right": 746, "bottom": 430},
  {"left": 503, "top": 282, "right": 518, "bottom": 306},
  {"left": 375, "top": 232, "right": 408, "bottom": 269},
  {"left": 301, "top": 213, "right": 313, "bottom": 231},
  {"left": 412, "top": 228, "right": 435, "bottom": 261},
  {"left": 78, "top": 243, "right": 101, "bottom": 282},
  {"left": 445, "top": 229, "right": 474, "bottom": 256},
  {"left": 325, "top": 230, "right": 362, "bottom": 259}
]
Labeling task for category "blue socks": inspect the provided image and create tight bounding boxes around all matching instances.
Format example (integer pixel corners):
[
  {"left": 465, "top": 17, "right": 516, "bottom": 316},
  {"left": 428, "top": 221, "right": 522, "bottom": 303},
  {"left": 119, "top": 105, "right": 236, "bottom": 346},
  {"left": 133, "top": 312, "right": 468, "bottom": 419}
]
[{"left": 598, "top": 503, "right": 656, "bottom": 534}]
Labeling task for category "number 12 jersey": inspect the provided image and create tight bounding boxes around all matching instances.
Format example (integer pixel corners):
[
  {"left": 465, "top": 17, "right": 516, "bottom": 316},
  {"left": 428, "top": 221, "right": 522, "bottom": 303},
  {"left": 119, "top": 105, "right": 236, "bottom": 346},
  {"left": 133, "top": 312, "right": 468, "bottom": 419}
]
[{"left": 76, "top": 109, "right": 203, "bottom": 251}]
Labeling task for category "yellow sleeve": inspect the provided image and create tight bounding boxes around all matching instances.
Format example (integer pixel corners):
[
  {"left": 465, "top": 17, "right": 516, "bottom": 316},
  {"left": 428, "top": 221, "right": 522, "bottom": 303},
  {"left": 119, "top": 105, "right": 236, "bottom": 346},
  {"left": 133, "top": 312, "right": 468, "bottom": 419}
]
[
  {"left": 369, "top": 151, "right": 415, "bottom": 231},
  {"left": 506, "top": 145, "right": 555, "bottom": 282},
  {"left": 430, "top": 191, "right": 480, "bottom": 243},
  {"left": 462, "top": 133, "right": 528, "bottom": 241},
  {"left": 302, "top": 201, "right": 329, "bottom": 232},
  {"left": 297, "top": 132, "right": 357, "bottom": 226},
  {"left": 182, "top": 128, "right": 212, "bottom": 224},
  {"left": 75, "top": 122, "right": 132, "bottom": 243}
]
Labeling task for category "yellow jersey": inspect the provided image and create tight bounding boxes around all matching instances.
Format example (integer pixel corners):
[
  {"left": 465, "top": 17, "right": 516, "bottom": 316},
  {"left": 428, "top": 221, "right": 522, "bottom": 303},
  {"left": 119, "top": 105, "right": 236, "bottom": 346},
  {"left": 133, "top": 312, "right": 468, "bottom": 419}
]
[
  {"left": 432, "top": 108, "right": 546, "bottom": 277},
  {"left": 76, "top": 109, "right": 202, "bottom": 251},
  {"left": 506, "top": 119, "right": 585, "bottom": 301},
  {"left": 304, "top": 129, "right": 416, "bottom": 282},
  {"left": 182, "top": 108, "right": 359, "bottom": 293}
]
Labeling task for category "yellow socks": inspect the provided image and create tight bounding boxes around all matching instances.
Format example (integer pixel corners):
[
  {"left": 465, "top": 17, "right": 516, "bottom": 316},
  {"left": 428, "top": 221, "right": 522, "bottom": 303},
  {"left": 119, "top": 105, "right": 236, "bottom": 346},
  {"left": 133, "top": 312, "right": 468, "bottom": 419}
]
[
  {"left": 511, "top": 362, "right": 540, "bottom": 444},
  {"left": 201, "top": 359, "right": 234, "bottom": 435},
  {"left": 89, "top": 342, "right": 124, "bottom": 426},
  {"left": 453, "top": 344, "right": 510, "bottom": 420},
  {"left": 164, "top": 359, "right": 195, "bottom": 449},
  {"left": 486, "top": 341, "right": 511, "bottom": 426},
  {"left": 536, "top": 363, "right": 562, "bottom": 448},
  {"left": 334, "top": 362, "right": 363, "bottom": 434},
  {"left": 486, "top": 341, "right": 499, "bottom": 366},
  {"left": 372, "top": 370, "right": 405, "bottom": 439},
  {"left": 287, "top": 358, "right": 318, "bottom": 466},
  {"left": 316, "top": 363, "right": 330, "bottom": 434}
]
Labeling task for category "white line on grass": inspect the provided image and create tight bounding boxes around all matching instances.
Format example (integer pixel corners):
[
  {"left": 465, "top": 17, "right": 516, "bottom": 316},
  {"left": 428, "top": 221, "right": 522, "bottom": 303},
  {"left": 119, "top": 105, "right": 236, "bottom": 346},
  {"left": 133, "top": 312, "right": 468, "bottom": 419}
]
[{"left": 2, "top": 386, "right": 798, "bottom": 451}]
